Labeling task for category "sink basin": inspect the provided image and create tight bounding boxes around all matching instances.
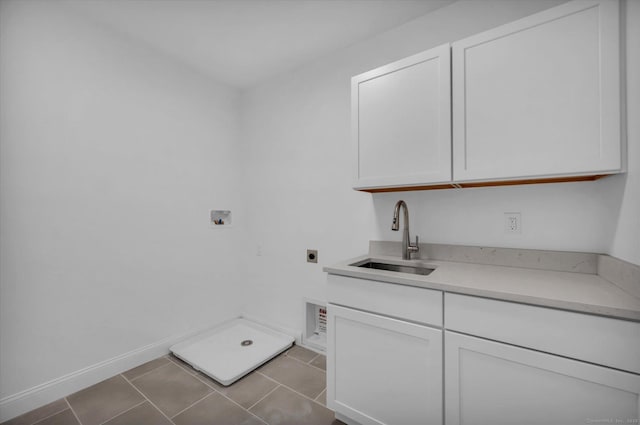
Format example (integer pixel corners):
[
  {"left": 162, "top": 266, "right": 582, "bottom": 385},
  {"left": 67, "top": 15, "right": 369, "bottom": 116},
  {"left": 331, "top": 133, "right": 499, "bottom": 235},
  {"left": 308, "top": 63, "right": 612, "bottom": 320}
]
[{"left": 352, "top": 260, "right": 435, "bottom": 276}]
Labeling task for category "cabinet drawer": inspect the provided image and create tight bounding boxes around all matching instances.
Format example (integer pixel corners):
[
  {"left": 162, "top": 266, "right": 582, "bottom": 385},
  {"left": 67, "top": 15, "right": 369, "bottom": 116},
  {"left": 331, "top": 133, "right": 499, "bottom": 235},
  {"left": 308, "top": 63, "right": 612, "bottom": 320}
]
[
  {"left": 327, "top": 274, "right": 442, "bottom": 327},
  {"left": 445, "top": 293, "right": 640, "bottom": 374}
]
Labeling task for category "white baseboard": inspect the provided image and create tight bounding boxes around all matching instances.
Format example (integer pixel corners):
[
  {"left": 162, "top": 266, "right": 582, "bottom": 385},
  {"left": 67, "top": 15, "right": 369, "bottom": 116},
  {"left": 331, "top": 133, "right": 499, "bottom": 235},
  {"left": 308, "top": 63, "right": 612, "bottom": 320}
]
[{"left": 0, "top": 320, "right": 233, "bottom": 423}]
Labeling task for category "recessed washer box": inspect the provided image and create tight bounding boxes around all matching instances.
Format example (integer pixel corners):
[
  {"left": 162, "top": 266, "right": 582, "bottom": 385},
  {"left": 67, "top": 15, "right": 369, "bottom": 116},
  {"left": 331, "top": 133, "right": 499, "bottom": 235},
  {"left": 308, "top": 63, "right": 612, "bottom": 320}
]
[{"left": 170, "top": 318, "right": 294, "bottom": 386}]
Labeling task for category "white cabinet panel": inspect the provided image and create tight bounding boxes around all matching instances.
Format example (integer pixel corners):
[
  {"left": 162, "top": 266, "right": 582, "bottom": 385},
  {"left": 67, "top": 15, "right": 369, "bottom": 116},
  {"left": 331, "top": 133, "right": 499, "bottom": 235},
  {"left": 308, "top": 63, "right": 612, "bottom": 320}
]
[
  {"left": 445, "top": 293, "right": 640, "bottom": 374},
  {"left": 452, "top": 0, "right": 621, "bottom": 182},
  {"left": 327, "top": 304, "right": 442, "bottom": 425},
  {"left": 353, "top": 44, "right": 451, "bottom": 189},
  {"left": 445, "top": 331, "right": 640, "bottom": 425},
  {"left": 327, "top": 274, "right": 443, "bottom": 327}
]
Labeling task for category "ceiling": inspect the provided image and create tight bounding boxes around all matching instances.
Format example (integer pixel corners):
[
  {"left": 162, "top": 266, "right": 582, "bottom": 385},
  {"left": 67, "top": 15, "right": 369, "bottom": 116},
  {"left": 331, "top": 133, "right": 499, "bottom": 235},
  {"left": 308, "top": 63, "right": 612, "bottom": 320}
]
[{"left": 64, "top": 0, "right": 454, "bottom": 89}]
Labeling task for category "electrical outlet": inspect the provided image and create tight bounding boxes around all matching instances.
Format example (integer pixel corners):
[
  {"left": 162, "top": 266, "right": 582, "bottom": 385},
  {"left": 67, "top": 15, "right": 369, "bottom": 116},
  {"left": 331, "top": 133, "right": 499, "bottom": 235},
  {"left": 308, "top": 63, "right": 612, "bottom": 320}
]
[
  {"left": 307, "top": 249, "right": 318, "bottom": 263},
  {"left": 504, "top": 212, "right": 522, "bottom": 234}
]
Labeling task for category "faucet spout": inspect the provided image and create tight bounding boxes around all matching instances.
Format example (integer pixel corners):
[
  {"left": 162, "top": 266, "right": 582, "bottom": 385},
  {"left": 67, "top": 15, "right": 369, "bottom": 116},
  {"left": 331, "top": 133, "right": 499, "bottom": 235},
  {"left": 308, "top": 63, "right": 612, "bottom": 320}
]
[{"left": 391, "top": 200, "right": 419, "bottom": 260}]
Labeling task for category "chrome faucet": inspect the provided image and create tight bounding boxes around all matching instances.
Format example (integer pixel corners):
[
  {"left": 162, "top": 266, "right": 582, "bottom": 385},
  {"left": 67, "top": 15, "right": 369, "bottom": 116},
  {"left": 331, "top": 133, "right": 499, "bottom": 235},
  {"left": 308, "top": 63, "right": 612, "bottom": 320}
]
[{"left": 392, "top": 200, "right": 419, "bottom": 260}]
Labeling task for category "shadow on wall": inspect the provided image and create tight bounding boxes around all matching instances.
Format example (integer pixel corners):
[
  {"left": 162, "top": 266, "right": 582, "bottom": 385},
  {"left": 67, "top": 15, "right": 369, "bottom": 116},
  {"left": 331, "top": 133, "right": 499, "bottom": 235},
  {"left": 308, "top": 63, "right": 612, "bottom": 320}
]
[{"left": 603, "top": 172, "right": 632, "bottom": 255}]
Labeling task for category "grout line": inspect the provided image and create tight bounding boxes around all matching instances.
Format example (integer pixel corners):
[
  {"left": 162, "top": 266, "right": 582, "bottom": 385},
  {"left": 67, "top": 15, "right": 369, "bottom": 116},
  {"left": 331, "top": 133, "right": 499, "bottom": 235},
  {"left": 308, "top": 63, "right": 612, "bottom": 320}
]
[
  {"left": 191, "top": 376, "right": 268, "bottom": 425},
  {"left": 255, "top": 371, "right": 328, "bottom": 410},
  {"left": 307, "top": 362, "right": 326, "bottom": 373},
  {"left": 187, "top": 371, "right": 272, "bottom": 424},
  {"left": 188, "top": 368, "right": 227, "bottom": 391},
  {"left": 284, "top": 352, "right": 326, "bottom": 373},
  {"left": 169, "top": 392, "right": 214, "bottom": 419},
  {"left": 163, "top": 353, "right": 257, "bottom": 420},
  {"left": 63, "top": 399, "right": 83, "bottom": 425},
  {"left": 165, "top": 356, "right": 199, "bottom": 377},
  {"left": 96, "top": 400, "right": 146, "bottom": 425},
  {"left": 120, "top": 374, "right": 176, "bottom": 425},
  {"left": 246, "top": 413, "right": 269, "bottom": 424},
  {"left": 191, "top": 372, "right": 217, "bottom": 388},
  {"left": 314, "top": 389, "right": 326, "bottom": 404},
  {"left": 25, "top": 404, "right": 70, "bottom": 425},
  {"left": 246, "top": 384, "right": 281, "bottom": 411},
  {"left": 128, "top": 361, "right": 173, "bottom": 382},
  {"left": 254, "top": 371, "right": 281, "bottom": 386},
  {"left": 244, "top": 408, "right": 269, "bottom": 425},
  {"left": 286, "top": 346, "right": 324, "bottom": 365},
  {"left": 241, "top": 404, "right": 269, "bottom": 425},
  {"left": 219, "top": 394, "right": 269, "bottom": 425}
]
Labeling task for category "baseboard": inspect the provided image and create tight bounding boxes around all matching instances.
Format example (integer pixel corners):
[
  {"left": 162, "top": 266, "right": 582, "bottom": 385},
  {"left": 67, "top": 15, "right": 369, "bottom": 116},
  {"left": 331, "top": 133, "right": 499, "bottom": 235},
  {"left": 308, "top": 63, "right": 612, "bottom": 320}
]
[
  {"left": 0, "top": 320, "right": 233, "bottom": 422},
  {"left": 335, "top": 411, "right": 360, "bottom": 425}
]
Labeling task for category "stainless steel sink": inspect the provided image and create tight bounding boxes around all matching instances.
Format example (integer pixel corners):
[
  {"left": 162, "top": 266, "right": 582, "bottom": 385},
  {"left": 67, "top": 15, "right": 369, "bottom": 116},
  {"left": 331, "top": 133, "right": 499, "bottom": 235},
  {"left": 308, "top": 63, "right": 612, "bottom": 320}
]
[{"left": 352, "top": 260, "right": 435, "bottom": 276}]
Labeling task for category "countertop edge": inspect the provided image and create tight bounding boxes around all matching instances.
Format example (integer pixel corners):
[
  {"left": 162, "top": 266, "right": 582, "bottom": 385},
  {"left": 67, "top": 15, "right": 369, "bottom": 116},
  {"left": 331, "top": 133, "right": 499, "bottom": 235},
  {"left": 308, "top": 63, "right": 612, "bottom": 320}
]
[{"left": 324, "top": 256, "right": 640, "bottom": 322}]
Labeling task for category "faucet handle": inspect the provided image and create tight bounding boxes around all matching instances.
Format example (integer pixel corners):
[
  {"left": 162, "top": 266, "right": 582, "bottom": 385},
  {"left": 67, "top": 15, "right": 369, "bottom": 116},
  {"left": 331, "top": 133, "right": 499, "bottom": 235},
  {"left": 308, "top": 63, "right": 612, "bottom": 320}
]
[{"left": 409, "top": 235, "right": 420, "bottom": 253}]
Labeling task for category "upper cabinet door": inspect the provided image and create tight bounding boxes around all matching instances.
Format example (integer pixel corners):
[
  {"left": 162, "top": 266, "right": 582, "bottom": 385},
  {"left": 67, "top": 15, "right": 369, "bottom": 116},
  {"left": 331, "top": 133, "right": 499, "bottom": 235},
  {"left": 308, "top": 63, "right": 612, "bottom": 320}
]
[
  {"left": 452, "top": 0, "right": 622, "bottom": 182},
  {"left": 353, "top": 44, "right": 451, "bottom": 190}
]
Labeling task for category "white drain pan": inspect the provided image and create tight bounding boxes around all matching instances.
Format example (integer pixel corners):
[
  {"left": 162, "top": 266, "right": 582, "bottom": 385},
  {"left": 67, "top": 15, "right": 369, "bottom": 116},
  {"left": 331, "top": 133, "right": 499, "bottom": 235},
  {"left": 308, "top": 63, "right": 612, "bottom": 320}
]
[{"left": 170, "top": 318, "right": 294, "bottom": 386}]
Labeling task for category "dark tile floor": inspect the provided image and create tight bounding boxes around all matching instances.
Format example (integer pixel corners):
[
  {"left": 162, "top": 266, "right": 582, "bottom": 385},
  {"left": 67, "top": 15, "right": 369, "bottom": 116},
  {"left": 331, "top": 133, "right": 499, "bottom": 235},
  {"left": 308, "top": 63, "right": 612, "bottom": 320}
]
[{"left": 4, "top": 345, "right": 343, "bottom": 425}]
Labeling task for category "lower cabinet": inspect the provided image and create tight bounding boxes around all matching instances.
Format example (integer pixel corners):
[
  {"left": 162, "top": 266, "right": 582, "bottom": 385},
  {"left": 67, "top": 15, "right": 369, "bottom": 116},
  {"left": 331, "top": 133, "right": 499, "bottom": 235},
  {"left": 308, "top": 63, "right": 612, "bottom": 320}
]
[
  {"left": 445, "top": 331, "right": 640, "bottom": 425},
  {"left": 327, "top": 304, "right": 443, "bottom": 425},
  {"left": 326, "top": 277, "right": 640, "bottom": 425}
]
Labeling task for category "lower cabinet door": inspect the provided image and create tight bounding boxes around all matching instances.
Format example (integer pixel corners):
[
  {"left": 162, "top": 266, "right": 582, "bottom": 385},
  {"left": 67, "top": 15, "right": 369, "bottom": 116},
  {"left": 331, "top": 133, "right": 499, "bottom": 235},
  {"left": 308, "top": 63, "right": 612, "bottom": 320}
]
[
  {"left": 445, "top": 331, "right": 640, "bottom": 425},
  {"left": 327, "top": 304, "right": 443, "bottom": 425}
]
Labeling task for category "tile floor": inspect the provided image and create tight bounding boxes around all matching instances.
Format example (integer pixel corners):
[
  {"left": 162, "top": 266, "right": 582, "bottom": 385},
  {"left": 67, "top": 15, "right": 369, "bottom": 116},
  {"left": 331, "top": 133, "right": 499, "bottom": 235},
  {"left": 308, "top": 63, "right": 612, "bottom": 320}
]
[{"left": 4, "top": 345, "right": 343, "bottom": 425}]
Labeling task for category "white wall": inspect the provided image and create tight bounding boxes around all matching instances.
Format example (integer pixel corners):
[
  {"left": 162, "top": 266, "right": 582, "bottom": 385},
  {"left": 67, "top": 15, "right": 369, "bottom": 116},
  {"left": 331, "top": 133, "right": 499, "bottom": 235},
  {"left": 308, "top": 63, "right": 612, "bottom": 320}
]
[
  {"left": 0, "top": 1, "right": 243, "bottom": 400},
  {"left": 610, "top": 0, "right": 640, "bottom": 265},
  {"left": 240, "top": 0, "right": 640, "bottom": 335}
]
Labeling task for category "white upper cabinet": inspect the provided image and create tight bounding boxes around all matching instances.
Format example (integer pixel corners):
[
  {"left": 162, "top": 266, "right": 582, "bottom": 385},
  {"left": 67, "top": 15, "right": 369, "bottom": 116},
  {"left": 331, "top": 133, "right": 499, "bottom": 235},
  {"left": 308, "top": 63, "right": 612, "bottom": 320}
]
[
  {"left": 452, "top": 0, "right": 622, "bottom": 182},
  {"left": 351, "top": 0, "right": 623, "bottom": 191},
  {"left": 352, "top": 44, "right": 451, "bottom": 190}
]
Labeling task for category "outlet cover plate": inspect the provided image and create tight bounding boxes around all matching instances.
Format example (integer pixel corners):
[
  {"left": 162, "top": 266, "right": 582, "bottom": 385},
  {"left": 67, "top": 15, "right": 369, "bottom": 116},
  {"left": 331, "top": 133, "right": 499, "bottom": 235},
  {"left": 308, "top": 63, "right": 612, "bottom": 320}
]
[
  {"left": 307, "top": 250, "right": 318, "bottom": 263},
  {"left": 504, "top": 212, "right": 522, "bottom": 234}
]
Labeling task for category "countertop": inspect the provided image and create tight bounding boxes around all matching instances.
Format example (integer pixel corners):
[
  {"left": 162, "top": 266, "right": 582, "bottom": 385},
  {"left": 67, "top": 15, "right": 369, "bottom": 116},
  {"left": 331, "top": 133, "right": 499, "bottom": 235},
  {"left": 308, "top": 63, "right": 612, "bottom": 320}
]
[{"left": 324, "top": 253, "right": 640, "bottom": 322}]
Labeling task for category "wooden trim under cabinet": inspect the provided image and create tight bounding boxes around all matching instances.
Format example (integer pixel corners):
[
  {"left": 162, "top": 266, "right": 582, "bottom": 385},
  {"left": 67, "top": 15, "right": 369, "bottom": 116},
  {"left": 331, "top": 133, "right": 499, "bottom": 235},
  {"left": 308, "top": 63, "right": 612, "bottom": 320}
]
[{"left": 357, "top": 174, "right": 609, "bottom": 193}]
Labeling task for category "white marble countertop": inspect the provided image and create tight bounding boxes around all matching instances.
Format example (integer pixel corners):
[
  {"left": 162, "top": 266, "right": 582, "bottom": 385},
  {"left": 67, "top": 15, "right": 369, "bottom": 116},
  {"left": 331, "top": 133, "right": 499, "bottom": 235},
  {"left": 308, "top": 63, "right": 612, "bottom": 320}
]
[{"left": 324, "top": 254, "right": 640, "bottom": 322}]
